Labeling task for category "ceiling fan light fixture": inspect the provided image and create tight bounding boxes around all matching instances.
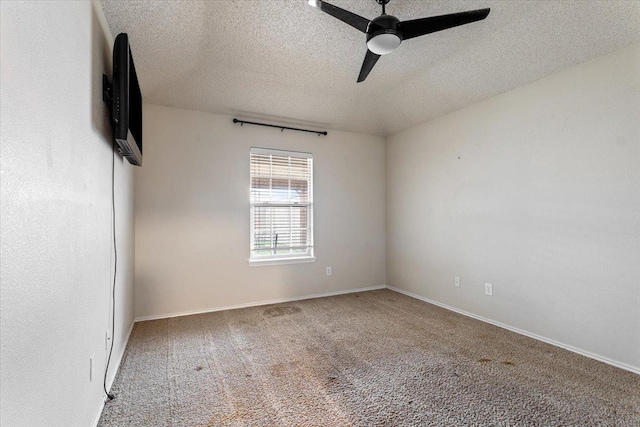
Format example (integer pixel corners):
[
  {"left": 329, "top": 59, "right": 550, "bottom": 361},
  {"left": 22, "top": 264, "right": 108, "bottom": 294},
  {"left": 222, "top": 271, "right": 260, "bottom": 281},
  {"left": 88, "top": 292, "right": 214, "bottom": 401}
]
[{"left": 366, "top": 33, "right": 401, "bottom": 55}]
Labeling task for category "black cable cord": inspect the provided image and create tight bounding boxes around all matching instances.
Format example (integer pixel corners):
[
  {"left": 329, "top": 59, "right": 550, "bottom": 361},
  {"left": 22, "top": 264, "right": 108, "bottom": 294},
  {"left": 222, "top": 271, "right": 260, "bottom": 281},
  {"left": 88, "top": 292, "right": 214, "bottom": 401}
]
[{"left": 103, "top": 140, "right": 117, "bottom": 401}]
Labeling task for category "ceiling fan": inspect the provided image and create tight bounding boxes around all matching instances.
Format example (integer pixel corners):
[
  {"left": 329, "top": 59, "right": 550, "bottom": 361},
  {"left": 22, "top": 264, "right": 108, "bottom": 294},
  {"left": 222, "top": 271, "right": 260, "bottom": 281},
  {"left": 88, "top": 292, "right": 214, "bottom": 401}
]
[{"left": 308, "top": 0, "right": 490, "bottom": 82}]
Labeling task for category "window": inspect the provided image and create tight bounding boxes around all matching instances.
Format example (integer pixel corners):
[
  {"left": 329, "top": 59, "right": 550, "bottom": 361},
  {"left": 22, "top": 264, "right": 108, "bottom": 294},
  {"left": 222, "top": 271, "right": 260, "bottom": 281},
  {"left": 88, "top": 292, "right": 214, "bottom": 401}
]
[{"left": 249, "top": 148, "right": 314, "bottom": 265}]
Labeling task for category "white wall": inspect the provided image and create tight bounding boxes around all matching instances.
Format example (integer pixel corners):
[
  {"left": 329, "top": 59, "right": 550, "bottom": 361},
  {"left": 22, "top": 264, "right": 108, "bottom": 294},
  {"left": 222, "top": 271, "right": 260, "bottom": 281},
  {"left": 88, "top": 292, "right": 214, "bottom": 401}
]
[
  {"left": 0, "top": 2, "right": 135, "bottom": 426},
  {"left": 135, "top": 104, "right": 386, "bottom": 319},
  {"left": 387, "top": 43, "right": 640, "bottom": 372}
]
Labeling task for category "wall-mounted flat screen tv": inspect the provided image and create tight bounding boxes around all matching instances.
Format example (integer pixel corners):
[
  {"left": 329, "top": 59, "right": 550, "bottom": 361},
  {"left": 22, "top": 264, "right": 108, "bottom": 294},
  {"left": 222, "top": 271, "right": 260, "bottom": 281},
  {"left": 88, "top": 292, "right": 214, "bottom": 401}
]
[{"left": 112, "top": 33, "right": 142, "bottom": 166}]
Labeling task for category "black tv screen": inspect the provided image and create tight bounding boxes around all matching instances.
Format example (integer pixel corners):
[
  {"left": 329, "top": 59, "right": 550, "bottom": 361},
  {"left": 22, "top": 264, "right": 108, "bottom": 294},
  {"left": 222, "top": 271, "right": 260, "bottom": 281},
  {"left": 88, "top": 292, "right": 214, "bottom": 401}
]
[{"left": 113, "top": 33, "right": 142, "bottom": 166}]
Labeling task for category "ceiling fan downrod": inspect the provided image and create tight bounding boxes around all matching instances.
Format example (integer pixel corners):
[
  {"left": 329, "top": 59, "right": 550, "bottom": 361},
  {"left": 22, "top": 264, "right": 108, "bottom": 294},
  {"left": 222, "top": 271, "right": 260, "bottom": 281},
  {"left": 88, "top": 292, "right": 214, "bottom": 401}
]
[{"left": 376, "top": 0, "right": 391, "bottom": 15}]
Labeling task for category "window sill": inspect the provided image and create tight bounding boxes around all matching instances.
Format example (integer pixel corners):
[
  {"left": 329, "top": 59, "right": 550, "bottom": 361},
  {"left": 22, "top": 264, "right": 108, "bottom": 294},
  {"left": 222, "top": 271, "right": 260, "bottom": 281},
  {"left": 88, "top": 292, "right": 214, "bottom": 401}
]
[{"left": 248, "top": 256, "right": 316, "bottom": 267}]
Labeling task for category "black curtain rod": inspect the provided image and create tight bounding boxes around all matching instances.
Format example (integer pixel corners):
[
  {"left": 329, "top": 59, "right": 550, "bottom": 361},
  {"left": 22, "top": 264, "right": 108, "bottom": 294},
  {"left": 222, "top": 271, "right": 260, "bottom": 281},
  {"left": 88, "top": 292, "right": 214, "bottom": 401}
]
[{"left": 233, "top": 118, "right": 327, "bottom": 136}]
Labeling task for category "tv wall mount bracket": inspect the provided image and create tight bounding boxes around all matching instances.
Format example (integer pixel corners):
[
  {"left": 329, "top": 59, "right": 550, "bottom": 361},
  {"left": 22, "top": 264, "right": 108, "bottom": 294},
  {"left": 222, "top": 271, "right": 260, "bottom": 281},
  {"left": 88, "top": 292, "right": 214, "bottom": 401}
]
[{"left": 102, "top": 75, "right": 113, "bottom": 115}]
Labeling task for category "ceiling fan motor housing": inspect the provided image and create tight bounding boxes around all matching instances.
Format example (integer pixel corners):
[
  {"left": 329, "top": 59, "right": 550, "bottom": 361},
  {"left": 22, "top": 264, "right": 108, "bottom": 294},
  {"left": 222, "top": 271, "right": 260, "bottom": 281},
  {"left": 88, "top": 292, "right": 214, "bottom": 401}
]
[{"left": 366, "top": 15, "right": 402, "bottom": 55}]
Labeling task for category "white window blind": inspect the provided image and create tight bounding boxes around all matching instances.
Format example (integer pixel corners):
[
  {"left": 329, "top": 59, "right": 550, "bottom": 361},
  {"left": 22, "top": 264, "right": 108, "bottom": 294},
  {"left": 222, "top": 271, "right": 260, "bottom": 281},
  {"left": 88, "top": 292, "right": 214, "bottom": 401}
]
[{"left": 250, "top": 148, "right": 313, "bottom": 262}]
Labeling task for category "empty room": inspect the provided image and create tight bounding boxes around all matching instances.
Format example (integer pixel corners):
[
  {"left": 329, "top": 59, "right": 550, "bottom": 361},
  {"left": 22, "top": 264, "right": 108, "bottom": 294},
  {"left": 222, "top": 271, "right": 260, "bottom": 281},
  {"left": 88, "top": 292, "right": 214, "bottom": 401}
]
[{"left": 1, "top": 0, "right": 639, "bottom": 426}]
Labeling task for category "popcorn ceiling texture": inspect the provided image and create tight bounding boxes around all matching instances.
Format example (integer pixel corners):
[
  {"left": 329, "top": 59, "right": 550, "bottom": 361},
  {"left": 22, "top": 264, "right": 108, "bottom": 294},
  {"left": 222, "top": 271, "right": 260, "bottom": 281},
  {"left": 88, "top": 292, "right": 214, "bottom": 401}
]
[
  {"left": 98, "top": 290, "right": 640, "bottom": 426},
  {"left": 100, "top": 0, "right": 640, "bottom": 136}
]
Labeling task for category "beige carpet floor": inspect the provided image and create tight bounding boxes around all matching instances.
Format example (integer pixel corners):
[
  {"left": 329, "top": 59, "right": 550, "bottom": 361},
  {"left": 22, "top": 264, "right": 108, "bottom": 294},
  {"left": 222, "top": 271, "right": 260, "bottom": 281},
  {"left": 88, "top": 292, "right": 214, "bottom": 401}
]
[{"left": 98, "top": 289, "right": 640, "bottom": 426}]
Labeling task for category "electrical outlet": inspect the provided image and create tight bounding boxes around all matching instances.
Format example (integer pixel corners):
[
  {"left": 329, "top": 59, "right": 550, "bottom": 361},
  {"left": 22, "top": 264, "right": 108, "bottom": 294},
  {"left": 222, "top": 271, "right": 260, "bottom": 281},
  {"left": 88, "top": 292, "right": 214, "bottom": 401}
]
[
  {"left": 326, "top": 266, "right": 332, "bottom": 276},
  {"left": 90, "top": 353, "right": 95, "bottom": 382},
  {"left": 454, "top": 276, "right": 461, "bottom": 287},
  {"left": 485, "top": 283, "right": 493, "bottom": 296}
]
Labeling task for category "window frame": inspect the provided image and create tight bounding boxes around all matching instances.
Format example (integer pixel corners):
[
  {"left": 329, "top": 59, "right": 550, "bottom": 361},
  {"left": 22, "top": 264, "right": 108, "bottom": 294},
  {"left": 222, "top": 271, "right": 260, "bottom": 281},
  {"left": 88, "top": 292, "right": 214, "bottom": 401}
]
[{"left": 248, "top": 147, "right": 315, "bottom": 266}]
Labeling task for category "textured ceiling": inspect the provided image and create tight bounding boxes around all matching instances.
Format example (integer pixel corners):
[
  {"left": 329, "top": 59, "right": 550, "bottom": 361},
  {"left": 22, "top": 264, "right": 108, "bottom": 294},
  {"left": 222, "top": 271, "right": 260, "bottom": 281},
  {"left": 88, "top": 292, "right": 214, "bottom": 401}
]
[{"left": 101, "top": 0, "right": 640, "bottom": 136}]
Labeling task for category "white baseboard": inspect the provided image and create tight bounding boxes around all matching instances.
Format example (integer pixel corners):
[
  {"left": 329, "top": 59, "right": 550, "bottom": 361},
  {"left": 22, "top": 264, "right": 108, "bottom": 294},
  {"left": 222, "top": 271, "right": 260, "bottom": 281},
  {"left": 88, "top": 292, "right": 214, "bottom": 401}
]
[
  {"left": 91, "top": 320, "right": 135, "bottom": 427},
  {"left": 386, "top": 285, "right": 640, "bottom": 376},
  {"left": 107, "top": 320, "right": 135, "bottom": 392},
  {"left": 91, "top": 397, "right": 106, "bottom": 427},
  {"left": 134, "top": 285, "right": 388, "bottom": 322}
]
